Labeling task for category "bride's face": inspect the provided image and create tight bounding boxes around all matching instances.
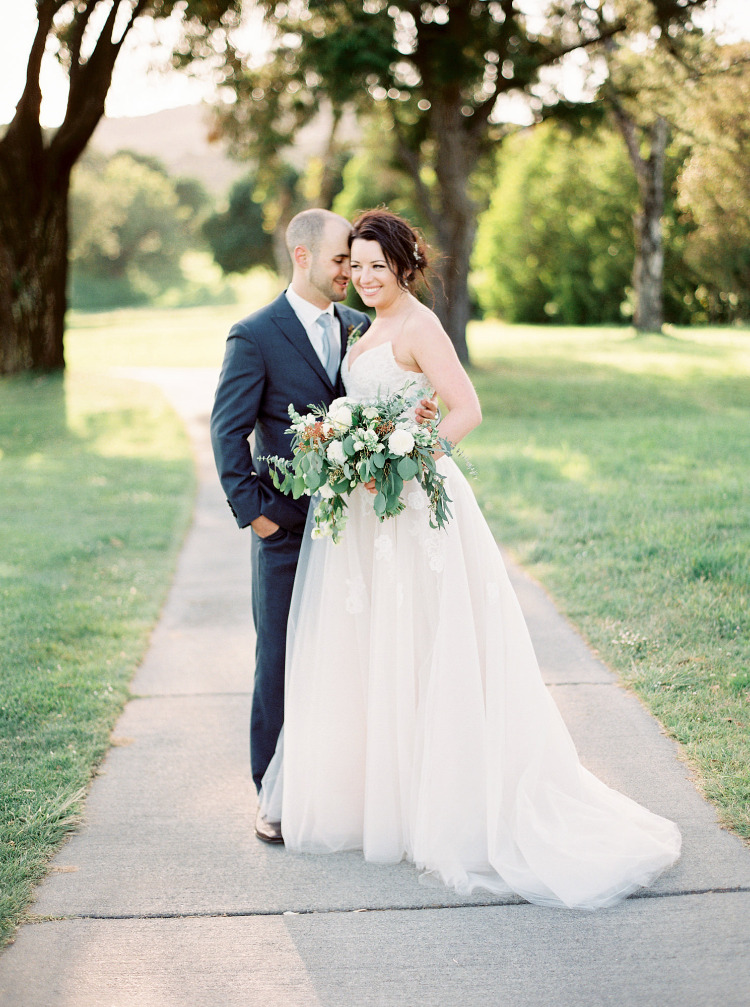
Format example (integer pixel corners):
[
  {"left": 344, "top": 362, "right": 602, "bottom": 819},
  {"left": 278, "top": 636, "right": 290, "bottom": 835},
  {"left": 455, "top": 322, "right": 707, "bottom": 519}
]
[{"left": 350, "top": 238, "right": 401, "bottom": 309}]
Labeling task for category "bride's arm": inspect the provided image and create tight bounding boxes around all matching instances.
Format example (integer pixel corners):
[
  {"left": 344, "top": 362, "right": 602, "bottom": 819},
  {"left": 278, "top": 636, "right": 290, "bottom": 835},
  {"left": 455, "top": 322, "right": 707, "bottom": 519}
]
[{"left": 406, "top": 315, "right": 482, "bottom": 452}]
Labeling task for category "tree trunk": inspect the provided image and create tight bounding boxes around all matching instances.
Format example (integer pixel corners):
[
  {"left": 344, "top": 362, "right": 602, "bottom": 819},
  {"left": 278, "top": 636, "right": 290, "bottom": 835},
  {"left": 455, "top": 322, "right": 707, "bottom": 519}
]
[
  {"left": 0, "top": 162, "right": 69, "bottom": 374},
  {"left": 0, "top": 0, "right": 149, "bottom": 374},
  {"left": 428, "top": 100, "right": 477, "bottom": 365},
  {"left": 271, "top": 181, "right": 295, "bottom": 282},
  {"left": 632, "top": 118, "right": 668, "bottom": 333},
  {"left": 611, "top": 106, "right": 668, "bottom": 334},
  {"left": 317, "top": 105, "right": 343, "bottom": 212}
]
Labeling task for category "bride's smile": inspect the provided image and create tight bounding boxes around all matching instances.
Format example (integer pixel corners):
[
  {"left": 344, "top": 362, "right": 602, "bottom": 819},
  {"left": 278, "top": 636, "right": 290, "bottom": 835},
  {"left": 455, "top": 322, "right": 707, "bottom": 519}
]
[{"left": 350, "top": 239, "right": 404, "bottom": 311}]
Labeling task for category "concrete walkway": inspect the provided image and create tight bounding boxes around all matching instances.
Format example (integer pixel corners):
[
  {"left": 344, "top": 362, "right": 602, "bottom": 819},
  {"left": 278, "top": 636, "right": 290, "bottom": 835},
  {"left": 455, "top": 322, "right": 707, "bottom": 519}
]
[{"left": 1, "top": 368, "right": 748, "bottom": 1007}]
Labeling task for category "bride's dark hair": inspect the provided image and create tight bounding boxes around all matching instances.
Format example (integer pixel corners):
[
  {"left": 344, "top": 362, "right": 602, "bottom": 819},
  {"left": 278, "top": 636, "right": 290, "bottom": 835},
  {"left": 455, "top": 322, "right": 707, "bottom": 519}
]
[{"left": 350, "top": 208, "right": 430, "bottom": 290}]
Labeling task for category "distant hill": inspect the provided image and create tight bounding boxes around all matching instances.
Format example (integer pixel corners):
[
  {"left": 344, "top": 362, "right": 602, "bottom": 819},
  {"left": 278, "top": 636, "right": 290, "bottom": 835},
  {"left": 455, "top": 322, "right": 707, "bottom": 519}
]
[
  {"left": 91, "top": 104, "right": 245, "bottom": 194},
  {"left": 90, "top": 102, "right": 359, "bottom": 196}
]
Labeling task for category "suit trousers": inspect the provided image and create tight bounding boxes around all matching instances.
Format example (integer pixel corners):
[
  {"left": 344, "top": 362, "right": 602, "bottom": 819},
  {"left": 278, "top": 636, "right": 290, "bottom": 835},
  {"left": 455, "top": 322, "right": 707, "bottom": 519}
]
[{"left": 250, "top": 526, "right": 304, "bottom": 793}]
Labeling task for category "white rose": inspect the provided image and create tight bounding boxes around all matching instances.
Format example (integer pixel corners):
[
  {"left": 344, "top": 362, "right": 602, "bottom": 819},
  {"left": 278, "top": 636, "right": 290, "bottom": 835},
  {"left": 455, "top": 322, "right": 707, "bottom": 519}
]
[
  {"left": 327, "top": 399, "right": 353, "bottom": 429},
  {"left": 388, "top": 428, "right": 415, "bottom": 456},
  {"left": 318, "top": 482, "right": 336, "bottom": 499},
  {"left": 326, "top": 439, "right": 347, "bottom": 466},
  {"left": 363, "top": 406, "right": 380, "bottom": 420}
]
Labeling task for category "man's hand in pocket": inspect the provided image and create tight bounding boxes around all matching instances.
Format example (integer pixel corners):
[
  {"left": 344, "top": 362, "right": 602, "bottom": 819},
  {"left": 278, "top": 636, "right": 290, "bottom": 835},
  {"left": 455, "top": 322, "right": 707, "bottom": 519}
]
[{"left": 251, "top": 515, "right": 280, "bottom": 538}]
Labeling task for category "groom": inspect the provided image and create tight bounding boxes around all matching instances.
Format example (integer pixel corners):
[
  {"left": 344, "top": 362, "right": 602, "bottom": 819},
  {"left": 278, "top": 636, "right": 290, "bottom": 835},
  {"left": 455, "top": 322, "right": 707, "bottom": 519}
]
[{"left": 210, "top": 208, "right": 368, "bottom": 843}]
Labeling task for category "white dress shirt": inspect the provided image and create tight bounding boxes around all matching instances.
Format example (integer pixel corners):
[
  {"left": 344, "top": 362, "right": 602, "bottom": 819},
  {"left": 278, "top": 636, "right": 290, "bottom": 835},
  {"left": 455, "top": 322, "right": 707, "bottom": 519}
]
[{"left": 285, "top": 287, "right": 341, "bottom": 369}]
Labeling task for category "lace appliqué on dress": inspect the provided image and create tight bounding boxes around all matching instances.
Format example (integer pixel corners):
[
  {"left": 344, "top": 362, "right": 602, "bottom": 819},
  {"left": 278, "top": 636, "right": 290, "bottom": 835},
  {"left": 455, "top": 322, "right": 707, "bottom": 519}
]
[
  {"left": 345, "top": 577, "right": 367, "bottom": 614},
  {"left": 374, "top": 534, "right": 394, "bottom": 563}
]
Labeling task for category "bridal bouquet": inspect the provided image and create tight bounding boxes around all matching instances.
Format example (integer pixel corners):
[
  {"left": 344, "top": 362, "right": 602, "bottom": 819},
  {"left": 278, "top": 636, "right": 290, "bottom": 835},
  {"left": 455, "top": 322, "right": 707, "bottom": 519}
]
[{"left": 264, "top": 387, "right": 453, "bottom": 542}]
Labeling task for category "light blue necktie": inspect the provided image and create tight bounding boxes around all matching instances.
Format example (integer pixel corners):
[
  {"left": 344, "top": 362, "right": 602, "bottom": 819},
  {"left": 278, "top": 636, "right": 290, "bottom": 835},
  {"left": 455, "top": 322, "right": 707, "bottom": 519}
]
[{"left": 317, "top": 312, "right": 339, "bottom": 383}]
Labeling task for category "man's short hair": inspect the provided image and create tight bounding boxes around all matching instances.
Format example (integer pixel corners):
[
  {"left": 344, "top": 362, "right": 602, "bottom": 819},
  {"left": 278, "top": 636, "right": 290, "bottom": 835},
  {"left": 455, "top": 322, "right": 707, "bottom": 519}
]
[{"left": 285, "top": 208, "right": 350, "bottom": 258}]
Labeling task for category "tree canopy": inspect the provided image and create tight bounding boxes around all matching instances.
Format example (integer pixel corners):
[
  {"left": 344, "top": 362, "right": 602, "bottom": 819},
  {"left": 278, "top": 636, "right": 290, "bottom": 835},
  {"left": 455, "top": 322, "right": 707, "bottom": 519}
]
[
  {"left": 677, "top": 43, "right": 750, "bottom": 322},
  {"left": 211, "top": 0, "right": 713, "bottom": 360},
  {"left": 69, "top": 149, "right": 209, "bottom": 309}
]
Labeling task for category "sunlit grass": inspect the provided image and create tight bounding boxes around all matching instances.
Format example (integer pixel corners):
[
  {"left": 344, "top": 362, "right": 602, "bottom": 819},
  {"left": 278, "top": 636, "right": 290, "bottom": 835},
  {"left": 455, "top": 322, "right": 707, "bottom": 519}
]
[
  {"left": 464, "top": 321, "right": 750, "bottom": 841},
  {"left": 65, "top": 266, "right": 282, "bottom": 370},
  {"left": 3, "top": 306, "right": 748, "bottom": 951},
  {"left": 0, "top": 371, "right": 194, "bottom": 947}
]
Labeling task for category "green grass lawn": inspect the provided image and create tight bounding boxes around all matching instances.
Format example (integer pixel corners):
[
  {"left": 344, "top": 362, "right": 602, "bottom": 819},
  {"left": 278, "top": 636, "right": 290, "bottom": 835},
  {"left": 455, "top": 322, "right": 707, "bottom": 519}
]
[
  {"left": 1, "top": 306, "right": 748, "bottom": 949},
  {"left": 0, "top": 370, "right": 194, "bottom": 947},
  {"left": 465, "top": 323, "right": 750, "bottom": 840}
]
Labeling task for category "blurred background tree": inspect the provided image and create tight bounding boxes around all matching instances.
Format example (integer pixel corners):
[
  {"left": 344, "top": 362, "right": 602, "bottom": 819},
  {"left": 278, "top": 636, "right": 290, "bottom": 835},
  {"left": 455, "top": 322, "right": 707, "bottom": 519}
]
[
  {"left": 474, "top": 121, "right": 637, "bottom": 326},
  {"left": 0, "top": 0, "right": 242, "bottom": 375},
  {"left": 600, "top": 4, "right": 706, "bottom": 333},
  {"left": 69, "top": 150, "right": 209, "bottom": 309},
  {"left": 676, "top": 42, "right": 750, "bottom": 323},
  {"left": 472, "top": 119, "right": 700, "bottom": 326},
  {"left": 202, "top": 171, "right": 276, "bottom": 277},
  {"left": 209, "top": 0, "right": 713, "bottom": 362},
  {"left": 4, "top": 0, "right": 748, "bottom": 377}
]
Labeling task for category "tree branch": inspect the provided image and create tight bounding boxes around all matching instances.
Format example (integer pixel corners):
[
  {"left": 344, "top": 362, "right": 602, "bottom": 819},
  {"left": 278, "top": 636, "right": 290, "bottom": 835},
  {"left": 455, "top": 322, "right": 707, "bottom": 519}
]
[
  {"left": 67, "top": 0, "right": 100, "bottom": 72},
  {"left": 469, "top": 14, "right": 627, "bottom": 141},
  {"left": 52, "top": 0, "right": 151, "bottom": 171},
  {"left": 392, "top": 122, "right": 441, "bottom": 234},
  {"left": 5, "top": 1, "right": 62, "bottom": 136},
  {"left": 608, "top": 94, "right": 648, "bottom": 189}
]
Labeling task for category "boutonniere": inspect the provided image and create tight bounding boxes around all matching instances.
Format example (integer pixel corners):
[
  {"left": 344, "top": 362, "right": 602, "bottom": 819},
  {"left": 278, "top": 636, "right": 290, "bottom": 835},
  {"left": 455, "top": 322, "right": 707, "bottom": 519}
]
[{"left": 346, "top": 323, "right": 364, "bottom": 350}]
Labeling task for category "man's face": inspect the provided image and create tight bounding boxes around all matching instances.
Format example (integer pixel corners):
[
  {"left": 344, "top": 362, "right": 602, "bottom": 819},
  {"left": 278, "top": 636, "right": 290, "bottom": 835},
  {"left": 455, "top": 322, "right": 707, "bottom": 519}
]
[{"left": 308, "top": 220, "right": 352, "bottom": 303}]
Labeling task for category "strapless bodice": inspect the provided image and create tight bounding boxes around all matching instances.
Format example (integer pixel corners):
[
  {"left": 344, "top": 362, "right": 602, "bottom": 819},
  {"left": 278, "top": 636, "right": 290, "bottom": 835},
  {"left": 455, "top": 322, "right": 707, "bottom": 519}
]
[{"left": 341, "top": 341, "right": 432, "bottom": 406}]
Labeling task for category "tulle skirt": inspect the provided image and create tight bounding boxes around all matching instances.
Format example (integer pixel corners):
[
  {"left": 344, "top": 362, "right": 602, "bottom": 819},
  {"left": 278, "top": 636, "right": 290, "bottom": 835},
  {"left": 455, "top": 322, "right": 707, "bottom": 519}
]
[{"left": 260, "top": 458, "right": 680, "bottom": 910}]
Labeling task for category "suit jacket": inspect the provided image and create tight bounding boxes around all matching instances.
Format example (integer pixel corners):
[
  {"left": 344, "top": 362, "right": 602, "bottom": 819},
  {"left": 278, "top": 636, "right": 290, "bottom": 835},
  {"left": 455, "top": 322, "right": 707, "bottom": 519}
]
[{"left": 211, "top": 291, "right": 371, "bottom": 533}]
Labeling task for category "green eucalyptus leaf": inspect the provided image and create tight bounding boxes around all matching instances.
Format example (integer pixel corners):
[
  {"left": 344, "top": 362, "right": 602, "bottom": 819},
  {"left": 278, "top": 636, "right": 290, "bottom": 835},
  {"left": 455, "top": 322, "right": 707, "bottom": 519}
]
[{"left": 397, "top": 456, "right": 419, "bottom": 481}]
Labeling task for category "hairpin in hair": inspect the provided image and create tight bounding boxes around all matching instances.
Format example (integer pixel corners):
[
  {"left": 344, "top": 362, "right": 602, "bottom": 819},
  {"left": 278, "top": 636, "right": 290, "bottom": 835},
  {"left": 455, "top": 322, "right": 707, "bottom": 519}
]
[{"left": 413, "top": 241, "right": 419, "bottom": 263}]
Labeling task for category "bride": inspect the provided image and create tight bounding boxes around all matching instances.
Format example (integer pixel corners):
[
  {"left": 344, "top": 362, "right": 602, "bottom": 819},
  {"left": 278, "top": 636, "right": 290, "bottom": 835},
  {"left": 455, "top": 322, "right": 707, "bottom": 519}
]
[{"left": 260, "top": 208, "right": 680, "bottom": 910}]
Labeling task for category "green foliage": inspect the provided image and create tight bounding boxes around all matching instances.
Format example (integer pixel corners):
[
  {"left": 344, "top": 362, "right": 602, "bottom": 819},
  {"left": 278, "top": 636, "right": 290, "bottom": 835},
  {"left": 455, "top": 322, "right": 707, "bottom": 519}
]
[
  {"left": 202, "top": 172, "right": 276, "bottom": 274},
  {"left": 212, "top": 2, "right": 711, "bottom": 357},
  {"left": 69, "top": 150, "right": 211, "bottom": 310},
  {"left": 332, "top": 119, "right": 427, "bottom": 228},
  {"left": 474, "top": 123, "right": 638, "bottom": 325},
  {"left": 472, "top": 119, "right": 739, "bottom": 327},
  {"left": 676, "top": 44, "right": 750, "bottom": 324}
]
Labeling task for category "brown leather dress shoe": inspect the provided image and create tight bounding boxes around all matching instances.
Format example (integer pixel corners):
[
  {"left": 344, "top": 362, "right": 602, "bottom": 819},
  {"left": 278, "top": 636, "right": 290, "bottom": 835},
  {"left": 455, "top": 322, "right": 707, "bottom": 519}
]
[{"left": 255, "top": 808, "right": 284, "bottom": 844}]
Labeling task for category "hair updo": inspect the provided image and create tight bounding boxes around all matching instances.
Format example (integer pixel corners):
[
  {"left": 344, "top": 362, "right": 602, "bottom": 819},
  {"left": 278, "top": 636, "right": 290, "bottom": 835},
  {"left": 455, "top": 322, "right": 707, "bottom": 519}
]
[{"left": 350, "top": 208, "right": 430, "bottom": 290}]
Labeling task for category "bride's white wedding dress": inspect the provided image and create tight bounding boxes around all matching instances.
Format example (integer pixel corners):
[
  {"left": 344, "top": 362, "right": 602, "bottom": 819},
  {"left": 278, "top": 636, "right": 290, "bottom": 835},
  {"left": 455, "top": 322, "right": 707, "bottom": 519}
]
[{"left": 260, "top": 341, "right": 680, "bottom": 910}]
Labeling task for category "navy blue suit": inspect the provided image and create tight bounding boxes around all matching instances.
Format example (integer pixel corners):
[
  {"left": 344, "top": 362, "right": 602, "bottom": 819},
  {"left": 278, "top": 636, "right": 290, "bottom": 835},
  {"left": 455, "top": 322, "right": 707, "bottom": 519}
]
[{"left": 211, "top": 291, "right": 370, "bottom": 791}]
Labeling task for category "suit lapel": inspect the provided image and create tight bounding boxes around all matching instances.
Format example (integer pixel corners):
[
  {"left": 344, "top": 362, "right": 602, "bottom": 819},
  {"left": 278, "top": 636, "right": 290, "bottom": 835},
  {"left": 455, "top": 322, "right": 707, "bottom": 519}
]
[
  {"left": 334, "top": 305, "right": 351, "bottom": 370},
  {"left": 270, "top": 292, "right": 333, "bottom": 391}
]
